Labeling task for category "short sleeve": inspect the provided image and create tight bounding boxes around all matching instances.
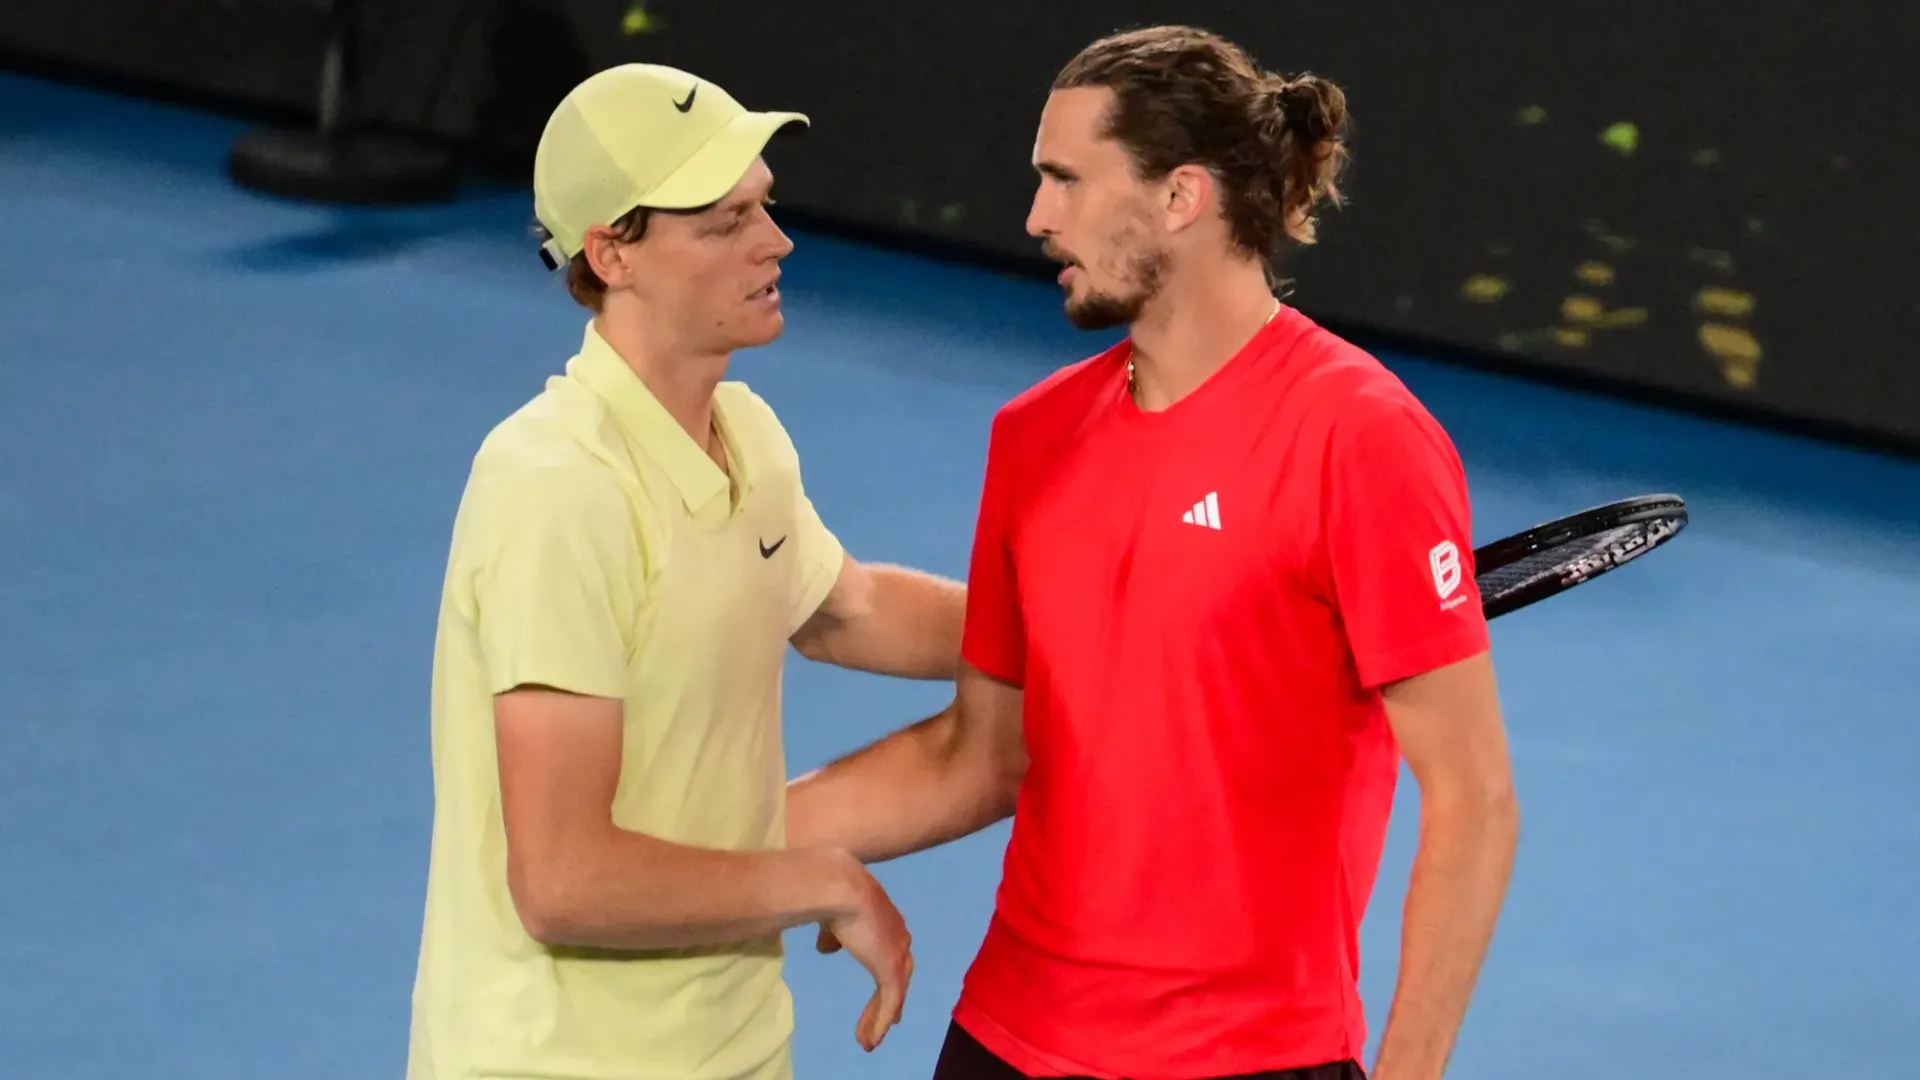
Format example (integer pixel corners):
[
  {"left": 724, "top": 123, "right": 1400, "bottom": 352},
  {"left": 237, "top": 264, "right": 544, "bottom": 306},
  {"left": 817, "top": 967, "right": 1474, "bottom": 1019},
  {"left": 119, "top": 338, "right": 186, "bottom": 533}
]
[
  {"left": 469, "top": 469, "right": 643, "bottom": 699},
  {"left": 787, "top": 481, "right": 847, "bottom": 634},
  {"left": 960, "top": 417, "right": 1027, "bottom": 686},
  {"left": 1324, "top": 394, "right": 1490, "bottom": 689}
]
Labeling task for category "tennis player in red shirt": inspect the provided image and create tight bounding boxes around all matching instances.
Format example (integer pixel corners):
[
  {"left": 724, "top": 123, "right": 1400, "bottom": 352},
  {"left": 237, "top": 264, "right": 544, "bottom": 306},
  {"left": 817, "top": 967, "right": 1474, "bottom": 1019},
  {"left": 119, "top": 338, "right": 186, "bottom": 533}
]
[{"left": 788, "top": 25, "right": 1520, "bottom": 1080}]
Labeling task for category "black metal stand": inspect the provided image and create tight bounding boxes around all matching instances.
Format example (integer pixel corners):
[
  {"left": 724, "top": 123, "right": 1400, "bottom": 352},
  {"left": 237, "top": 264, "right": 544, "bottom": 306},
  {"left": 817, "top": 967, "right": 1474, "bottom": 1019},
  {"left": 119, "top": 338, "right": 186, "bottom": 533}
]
[{"left": 228, "top": 0, "right": 460, "bottom": 204}]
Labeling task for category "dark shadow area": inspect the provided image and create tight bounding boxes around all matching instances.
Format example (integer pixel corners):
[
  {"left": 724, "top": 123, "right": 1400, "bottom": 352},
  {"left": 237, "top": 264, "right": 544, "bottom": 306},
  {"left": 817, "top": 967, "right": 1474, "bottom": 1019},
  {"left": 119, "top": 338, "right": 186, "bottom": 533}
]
[
  {"left": 463, "top": 0, "right": 593, "bottom": 164},
  {"left": 215, "top": 213, "right": 468, "bottom": 271},
  {"left": 7, "top": 0, "right": 1912, "bottom": 457}
]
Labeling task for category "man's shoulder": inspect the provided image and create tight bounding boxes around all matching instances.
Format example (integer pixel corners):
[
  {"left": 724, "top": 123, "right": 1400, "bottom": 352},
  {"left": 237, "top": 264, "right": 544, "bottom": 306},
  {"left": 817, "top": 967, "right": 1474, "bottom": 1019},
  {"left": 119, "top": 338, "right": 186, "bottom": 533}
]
[
  {"left": 714, "top": 380, "right": 803, "bottom": 473},
  {"left": 1279, "top": 317, "right": 1447, "bottom": 434},
  {"left": 472, "top": 383, "right": 606, "bottom": 478},
  {"left": 458, "top": 380, "right": 639, "bottom": 533},
  {"left": 1274, "top": 330, "right": 1466, "bottom": 487},
  {"left": 713, "top": 380, "right": 791, "bottom": 444},
  {"left": 989, "top": 340, "right": 1125, "bottom": 444}
]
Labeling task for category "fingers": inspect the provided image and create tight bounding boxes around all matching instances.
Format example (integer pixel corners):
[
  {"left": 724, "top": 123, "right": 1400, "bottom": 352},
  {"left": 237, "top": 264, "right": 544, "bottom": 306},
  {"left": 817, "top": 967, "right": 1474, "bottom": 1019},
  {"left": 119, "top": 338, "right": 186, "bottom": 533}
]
[
  {"left": 897, "top": 951, "right": 913, "bottom": 1025},
  {"left": 840, "top": 926, "right": 912, "bottom": 1051},
  {"left": 831, "top": 877, "right": 915, "bottom": 1052},
  {"left": 860, "top": 962, "right": 907, "bottom": 1052},
  {"left": 857, "top": 989, "right": 884, "bottom": 1052},
  {"left": 859, "top": 938, "right": 913, "bottom": 1051}
]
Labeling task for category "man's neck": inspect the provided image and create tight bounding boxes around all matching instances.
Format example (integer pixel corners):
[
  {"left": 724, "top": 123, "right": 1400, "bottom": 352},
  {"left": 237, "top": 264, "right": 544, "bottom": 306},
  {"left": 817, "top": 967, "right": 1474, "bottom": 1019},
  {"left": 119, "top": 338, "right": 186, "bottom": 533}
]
[
  {"left": 594, "top": 310, "right": 729, "bottom": 459},
  {"left": 1126, "top": 261, "right": 1279, "bottom": 412}
]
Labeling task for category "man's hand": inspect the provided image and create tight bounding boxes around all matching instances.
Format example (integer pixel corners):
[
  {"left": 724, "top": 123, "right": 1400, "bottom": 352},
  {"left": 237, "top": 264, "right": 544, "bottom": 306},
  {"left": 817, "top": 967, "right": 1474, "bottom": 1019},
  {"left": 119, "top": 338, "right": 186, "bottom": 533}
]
[
  {"left": 811, "top": 851, "right": 915, "bottom": 1052},
  {"left": 496, "top": 685, "right": 895, "bottom": 953},
  {"left": 790, "top": 554, "right": 964, "bottom": 680}
]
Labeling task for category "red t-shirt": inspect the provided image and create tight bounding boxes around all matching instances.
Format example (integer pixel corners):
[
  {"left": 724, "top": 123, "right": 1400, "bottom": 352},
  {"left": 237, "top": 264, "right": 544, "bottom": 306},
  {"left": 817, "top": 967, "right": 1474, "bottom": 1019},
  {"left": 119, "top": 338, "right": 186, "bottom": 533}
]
[{"left": 953, "top": 306, "right": 1490, "bottom": 1079}]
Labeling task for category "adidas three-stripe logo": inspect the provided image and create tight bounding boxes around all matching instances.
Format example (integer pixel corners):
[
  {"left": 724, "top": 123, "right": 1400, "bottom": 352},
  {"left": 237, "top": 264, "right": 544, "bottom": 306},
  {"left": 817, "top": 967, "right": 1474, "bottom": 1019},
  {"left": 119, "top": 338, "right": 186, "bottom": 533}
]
[{"left": 1181, "top": 491, "right": 1222, "bottom": 530}]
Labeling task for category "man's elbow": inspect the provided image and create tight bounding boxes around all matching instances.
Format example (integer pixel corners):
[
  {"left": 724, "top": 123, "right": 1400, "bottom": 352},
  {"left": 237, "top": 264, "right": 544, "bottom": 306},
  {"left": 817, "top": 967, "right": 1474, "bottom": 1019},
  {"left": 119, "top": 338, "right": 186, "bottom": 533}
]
[
  {"left": 955, "top": 726, "right": 1025, "bottom": 823},
  {"left": 791, "top": 626, "right": 837, "bottom": 665},
  {"left": 1426, "top": 768, "right": 1520, "bottom": 842},
  {"left": 982, "top": 751, "right": 1025, "bottom": 820},
  {"left": 906, "top": 699, "right": 1021, "bottom": 828},
  {"left": 1478, "top": 778, "right": 1521, "bottom": 836},
  {"left": 508, "top": 853, "right": 596, "bottom": 946}
]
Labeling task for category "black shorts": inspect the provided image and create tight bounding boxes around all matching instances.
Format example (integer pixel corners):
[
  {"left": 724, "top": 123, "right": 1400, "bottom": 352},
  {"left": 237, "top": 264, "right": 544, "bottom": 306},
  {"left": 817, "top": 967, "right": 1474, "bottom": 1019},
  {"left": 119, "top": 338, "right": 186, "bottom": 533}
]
[{"left": 929, "top": 1019, "right": 1367, "bottom": 1080}]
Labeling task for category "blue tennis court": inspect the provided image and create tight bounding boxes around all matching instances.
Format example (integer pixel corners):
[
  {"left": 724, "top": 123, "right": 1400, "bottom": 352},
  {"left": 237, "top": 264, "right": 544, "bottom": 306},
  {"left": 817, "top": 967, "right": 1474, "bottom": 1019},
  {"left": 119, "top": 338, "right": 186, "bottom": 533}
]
[{"left": 3, "top": 73, "right": 1917, "bottom": 1080}]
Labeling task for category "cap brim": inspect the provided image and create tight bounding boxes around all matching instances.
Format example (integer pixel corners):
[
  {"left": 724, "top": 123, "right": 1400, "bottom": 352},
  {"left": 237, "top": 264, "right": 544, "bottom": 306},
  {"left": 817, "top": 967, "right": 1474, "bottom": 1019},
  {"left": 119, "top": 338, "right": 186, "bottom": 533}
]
[{"left": 640, "top": 110, "right": 809, "bottom": 210}]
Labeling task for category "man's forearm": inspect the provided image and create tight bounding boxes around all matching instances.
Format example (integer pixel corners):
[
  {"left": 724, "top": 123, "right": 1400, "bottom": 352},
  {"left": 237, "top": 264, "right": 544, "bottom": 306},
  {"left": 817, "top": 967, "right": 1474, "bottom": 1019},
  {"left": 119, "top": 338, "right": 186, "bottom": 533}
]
[
  {"left": 1371, "top": 789, "right": 1520, "bottom": 1080},
  {"left": 514, "top": 830, "right": 858, "bottom": 952},
  {"left": 787, "top": 705, "right": 1015, "bottom": 863}
]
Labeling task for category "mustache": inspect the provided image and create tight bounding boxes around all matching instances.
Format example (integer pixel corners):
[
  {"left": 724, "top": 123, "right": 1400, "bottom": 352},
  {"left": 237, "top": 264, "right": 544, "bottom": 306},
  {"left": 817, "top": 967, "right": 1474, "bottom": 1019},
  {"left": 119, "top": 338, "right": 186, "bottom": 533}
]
[{"left": 1042, "top": 241, "right": 1079, "bottom": 266}]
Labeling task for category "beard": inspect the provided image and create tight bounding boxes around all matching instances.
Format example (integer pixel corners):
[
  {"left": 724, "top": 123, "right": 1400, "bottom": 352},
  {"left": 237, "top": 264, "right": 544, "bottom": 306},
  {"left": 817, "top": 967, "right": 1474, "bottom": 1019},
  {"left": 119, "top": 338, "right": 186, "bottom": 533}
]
[
  {"left": 1059, "top": 231, "right": 1168, "bottom": 332},
  {"left": 1065, "top": 287, "right": 1142, "bottom": 331}
]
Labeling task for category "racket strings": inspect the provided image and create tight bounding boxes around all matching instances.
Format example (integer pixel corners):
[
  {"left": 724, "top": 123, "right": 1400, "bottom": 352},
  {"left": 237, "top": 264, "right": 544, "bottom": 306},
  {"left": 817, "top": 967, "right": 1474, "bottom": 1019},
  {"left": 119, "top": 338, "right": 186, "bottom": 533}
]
[
  {"left": 1470, "top": 495, "right": 1687, "bottom": 619},
  {"left": 1476, "top": 521, "right": 1656, "bottom": 598}
]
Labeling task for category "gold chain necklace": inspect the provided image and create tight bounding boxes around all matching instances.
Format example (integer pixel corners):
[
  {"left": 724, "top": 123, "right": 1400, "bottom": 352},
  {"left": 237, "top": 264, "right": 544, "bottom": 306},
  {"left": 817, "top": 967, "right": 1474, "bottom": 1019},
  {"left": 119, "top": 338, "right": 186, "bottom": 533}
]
[{"left": 1127, "top": 299, "right": 1281, "bottom": 396}]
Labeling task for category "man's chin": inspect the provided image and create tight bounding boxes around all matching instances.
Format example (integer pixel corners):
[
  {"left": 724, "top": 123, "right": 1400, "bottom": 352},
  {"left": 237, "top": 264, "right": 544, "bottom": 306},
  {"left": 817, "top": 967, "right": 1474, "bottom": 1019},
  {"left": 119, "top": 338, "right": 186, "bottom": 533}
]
[
  {"left": 1065, "top": 297, "right": 1133, "bottom": 332},
  {"left": 733, "top": 313, "right": 785, "bottom": 349}
]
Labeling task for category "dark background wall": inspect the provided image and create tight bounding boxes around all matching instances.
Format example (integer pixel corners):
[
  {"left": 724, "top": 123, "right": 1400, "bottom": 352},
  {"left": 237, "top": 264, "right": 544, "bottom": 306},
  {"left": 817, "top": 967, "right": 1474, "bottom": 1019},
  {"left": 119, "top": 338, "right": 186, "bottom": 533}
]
[{"left": 6, "top": 0, "right": 1915, "bottom": 452}]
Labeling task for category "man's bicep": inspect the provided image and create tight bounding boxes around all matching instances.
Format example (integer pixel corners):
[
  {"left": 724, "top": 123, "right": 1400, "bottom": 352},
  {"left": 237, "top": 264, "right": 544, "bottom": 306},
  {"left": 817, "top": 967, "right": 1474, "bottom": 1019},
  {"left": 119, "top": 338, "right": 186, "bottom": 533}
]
[
  {"left": 494, "top": 686, "right": 625, "bottom": 918},
  {"left": 954, "top": 659, "right": 1027, "bottom": 786},
  {"left": 1379, "top": 650, "right": 1512, "bottom": 801}
]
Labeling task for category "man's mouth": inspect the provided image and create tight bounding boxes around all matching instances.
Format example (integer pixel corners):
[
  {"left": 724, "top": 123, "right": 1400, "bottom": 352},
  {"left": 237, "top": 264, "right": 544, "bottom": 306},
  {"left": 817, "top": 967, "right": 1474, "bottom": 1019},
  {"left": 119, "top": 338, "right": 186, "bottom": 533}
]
[
  {"left": 1041, "top": 243, "right": 1080, "bottom": 286},
  {"left": 748, "top": 276, "right": 780, "bottom": 301}
]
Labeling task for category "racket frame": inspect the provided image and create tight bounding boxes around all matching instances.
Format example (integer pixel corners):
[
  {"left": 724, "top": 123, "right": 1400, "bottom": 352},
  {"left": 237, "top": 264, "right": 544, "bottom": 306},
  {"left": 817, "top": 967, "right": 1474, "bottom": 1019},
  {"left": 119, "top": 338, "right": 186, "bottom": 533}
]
[{"left": 1472, "top": 493, "right": 1688, "bottom": 618}]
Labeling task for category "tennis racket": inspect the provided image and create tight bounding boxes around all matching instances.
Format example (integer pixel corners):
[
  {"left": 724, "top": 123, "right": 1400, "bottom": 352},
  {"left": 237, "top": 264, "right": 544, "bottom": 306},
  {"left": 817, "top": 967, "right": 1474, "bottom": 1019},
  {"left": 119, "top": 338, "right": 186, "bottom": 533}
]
[{"left": 1473, "top": 493, "right": 1689, "bottom": 619}]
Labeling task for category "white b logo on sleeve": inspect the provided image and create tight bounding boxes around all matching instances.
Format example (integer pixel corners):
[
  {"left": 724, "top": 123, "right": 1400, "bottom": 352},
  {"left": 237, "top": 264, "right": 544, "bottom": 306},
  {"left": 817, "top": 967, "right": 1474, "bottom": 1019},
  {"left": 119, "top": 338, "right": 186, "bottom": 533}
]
[{"left": 1429, "top": 540, "right": 1462, "bottom": 600}]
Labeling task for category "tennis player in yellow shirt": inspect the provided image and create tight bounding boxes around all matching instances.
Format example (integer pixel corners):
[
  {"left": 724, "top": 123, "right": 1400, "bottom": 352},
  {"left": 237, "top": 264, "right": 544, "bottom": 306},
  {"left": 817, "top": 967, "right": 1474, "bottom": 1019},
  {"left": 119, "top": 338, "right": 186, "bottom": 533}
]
[{"left": 405, "top": 65, "right": 963, "bottom": 1080}]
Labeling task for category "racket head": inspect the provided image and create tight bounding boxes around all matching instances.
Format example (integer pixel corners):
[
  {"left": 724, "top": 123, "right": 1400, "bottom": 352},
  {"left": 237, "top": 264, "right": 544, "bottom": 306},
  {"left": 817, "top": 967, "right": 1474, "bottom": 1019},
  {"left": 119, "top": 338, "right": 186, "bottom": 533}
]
[{"left": 1472, "top": 493, "right": 1689, "bottom": 619}]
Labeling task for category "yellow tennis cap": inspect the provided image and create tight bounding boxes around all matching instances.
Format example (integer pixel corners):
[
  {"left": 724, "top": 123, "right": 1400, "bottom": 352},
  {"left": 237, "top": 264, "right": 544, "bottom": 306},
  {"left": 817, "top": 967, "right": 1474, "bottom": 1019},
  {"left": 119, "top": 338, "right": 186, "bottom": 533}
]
[{"left": 532, "top": 64, "right": 809, "bottom": 268}]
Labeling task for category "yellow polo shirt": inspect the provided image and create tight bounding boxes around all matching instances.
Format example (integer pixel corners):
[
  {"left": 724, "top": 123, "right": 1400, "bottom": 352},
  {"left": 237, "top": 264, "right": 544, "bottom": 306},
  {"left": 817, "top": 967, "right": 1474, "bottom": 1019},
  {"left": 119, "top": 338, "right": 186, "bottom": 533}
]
[{"left": 406, "top": 321, "right": 845, "bottom": 1080}]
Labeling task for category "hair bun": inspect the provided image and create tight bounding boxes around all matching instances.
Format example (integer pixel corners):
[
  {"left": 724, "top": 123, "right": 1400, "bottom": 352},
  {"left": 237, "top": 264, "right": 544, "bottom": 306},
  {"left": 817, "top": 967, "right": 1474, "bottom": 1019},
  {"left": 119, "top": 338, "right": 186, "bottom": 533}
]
[{"left": 1278, "top": 74, "right": 1346, "bottom": 143}]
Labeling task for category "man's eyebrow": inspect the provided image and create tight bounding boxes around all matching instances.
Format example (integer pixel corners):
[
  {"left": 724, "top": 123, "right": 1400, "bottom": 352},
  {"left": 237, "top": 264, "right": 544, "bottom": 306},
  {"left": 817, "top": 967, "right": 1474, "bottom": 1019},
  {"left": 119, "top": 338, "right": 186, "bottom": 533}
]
[{"left": 722, "top": 187, "right": 775, "bottom": 215}]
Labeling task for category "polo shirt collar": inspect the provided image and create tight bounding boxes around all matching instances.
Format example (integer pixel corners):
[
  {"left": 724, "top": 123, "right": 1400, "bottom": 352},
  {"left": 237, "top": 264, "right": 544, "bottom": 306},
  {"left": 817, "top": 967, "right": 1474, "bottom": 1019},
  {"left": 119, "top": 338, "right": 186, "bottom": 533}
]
[{"left": 567, "top": 320, "right": 733, "bottom": 515}]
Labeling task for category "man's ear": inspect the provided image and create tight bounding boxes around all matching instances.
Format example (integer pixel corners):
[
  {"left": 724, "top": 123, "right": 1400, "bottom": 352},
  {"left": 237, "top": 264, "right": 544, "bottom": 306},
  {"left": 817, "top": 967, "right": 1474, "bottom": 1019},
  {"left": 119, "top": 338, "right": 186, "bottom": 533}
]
[
  {"left": 1160, "top": 163, "right": 1217, "bottom": 235},
  {"left": 582, "top": 225, "right": 635, "bottom": 290}
]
